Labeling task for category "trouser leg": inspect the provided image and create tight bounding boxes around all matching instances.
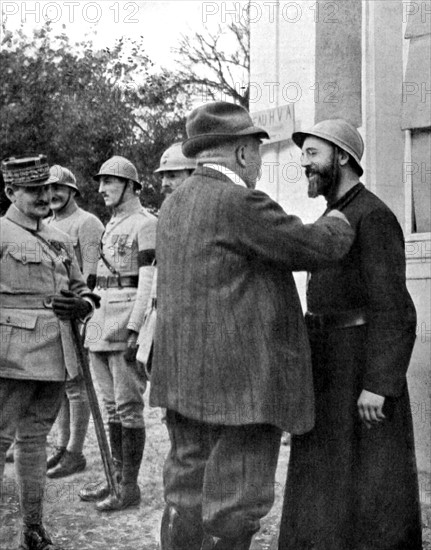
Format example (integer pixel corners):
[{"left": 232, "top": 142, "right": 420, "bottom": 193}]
[
  {"left": 0, "top": 377, "right": 26, "bottom": 480},
  {"left": 66, "top": 376, "right": 90, "bottom": 454},
  {"left": 111, "top": 350, "right": 147, "bottom": 428},
  {"left": 14, "top": 381, "right": 64, "bottom": 525},
  {"left": 46, "top": 394, "right": 68, "bottom": 470},
  {"left": 161, "top": 411, "right": 212, "bottom": 550},
  {"left": 89, "top": 351, "right": 119, "bottom": 423},
  {"left": 202, "top": 423, "right": 281, "bottom": 544},
  {"left": 55, "top": 394, "right": 70, "bottom": 449}
]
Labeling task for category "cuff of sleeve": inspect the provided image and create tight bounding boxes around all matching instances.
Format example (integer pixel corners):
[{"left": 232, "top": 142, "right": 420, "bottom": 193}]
[
  {"left": 362, "top": 376, "right": 406, "bottom": 398},
  {"left": 80, "top": 297, "right": 95, "bottom": 324}
]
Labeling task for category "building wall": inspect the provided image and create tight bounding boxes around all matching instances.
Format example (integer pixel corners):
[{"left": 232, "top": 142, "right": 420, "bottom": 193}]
[{"left": 250, "top": 0, "right": 431, "bottom": 475}]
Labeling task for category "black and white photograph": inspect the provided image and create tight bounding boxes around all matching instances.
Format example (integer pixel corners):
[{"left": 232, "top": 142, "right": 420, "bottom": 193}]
[{"left": 1, "top": 1, "right": 430, "bottom": 549}]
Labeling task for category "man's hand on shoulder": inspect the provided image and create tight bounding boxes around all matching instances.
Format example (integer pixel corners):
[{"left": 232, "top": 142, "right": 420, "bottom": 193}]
[{"left": 357, "top": 389, "right": 386, "bottom": 429}]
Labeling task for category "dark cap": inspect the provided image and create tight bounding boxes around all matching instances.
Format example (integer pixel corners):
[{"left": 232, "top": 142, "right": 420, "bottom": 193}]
[
  {"left": 182, "top": 101, "right": 269, "bottom": 158},
  {"left": 1, "top": 155, "right": 59, "bottom": 186}
]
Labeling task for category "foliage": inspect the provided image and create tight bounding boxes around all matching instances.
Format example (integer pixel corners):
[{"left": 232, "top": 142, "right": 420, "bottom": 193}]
[
  {"left": 0, "top": 23, "right": 191, "bottom": 218},
  {"left": 173, "top": 13, "right": 250, "bottom": 108}
]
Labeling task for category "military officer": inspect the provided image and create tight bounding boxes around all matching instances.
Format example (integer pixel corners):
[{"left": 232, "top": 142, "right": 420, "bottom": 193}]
[
  {"left": 45, "top": 165, "right": 104, "bottom": 478},
  {"left": 79, "top": 155, "right": 157, "bottom": 512},
  {"left": 0, "top": 154, "right": 99, "bottom": 550},
  {"left": 154, "top": 142, "right": 196, "bottom": 197}
]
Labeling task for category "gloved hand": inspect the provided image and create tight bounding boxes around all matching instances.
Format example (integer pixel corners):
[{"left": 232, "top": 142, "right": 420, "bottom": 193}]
[
  {"left": 52, "top": 289, "right": 92, "bottom": 321},
  {"left": 124, "top": 331, "right": 138, "bottom": 363}
]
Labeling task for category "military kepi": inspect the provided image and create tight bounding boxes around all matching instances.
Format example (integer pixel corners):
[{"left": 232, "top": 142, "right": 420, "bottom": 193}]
[{"left": 1, "top": 154, "right": 59, "bottom": 186}]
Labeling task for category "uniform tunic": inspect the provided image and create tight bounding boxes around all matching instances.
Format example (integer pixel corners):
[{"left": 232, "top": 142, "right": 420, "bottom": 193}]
[
  {"left": 47, "top": 200, "right": 104, "bottom": 280},
  {"left": 1, "top": 204, "right": 95, "bottom": 381},
  {"left": 278, "top": 183, "right": 422, "bottom": 550},
  {"left": 85, "top": 196, "right": 157, "bottom": 352}
]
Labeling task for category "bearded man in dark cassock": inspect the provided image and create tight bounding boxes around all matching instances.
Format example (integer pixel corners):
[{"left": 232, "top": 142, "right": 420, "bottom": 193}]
[{"left": 278, "top": 119, "right": 422, "bottom": 550}]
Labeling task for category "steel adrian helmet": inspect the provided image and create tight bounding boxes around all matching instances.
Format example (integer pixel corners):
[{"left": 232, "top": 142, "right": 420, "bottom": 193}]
[
  {"left": 154, "top": 143, "right": 196, "bottom": 173},
  {"left": 292, "top": 119, "right": 364, "bottom": 176},
  {"left": 1, "top": 155, "right": 59, "bottom": 186},
  {"left": 49, "top": 165, "right": 80, "bottom": 196},
  {"left": 94, "top": 155, "right": 141, "bottom": 188}
]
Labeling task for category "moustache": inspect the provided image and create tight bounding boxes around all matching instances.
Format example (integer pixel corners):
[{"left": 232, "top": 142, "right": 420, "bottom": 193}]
[
  {"left": 35, "top": 201, "right": 49, "bottom": 207},
  {"left": 305, "top": 167, "right": 318, "bottom": 179}
]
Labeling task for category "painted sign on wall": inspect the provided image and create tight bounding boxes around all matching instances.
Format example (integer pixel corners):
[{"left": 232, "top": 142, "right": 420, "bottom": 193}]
[{"left": 251, "top": 104, "right": 295, "bottom": 144}]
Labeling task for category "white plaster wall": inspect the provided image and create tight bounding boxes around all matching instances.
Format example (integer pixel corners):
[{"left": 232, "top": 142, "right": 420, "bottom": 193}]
[{"left": 250, "top": 2, "right": 327, "bottom": 308}]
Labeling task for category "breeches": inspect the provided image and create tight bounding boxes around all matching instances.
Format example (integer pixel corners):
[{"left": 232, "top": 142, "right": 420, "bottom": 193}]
[
  {"left": 90, "top": 351, "right": 147, "bottom": 428},
  {"left": 164, "top": 410, "right": 281, "bottom": 539},
  {"left": 0, "top": 377, "right": 64, "bottom": 523}
]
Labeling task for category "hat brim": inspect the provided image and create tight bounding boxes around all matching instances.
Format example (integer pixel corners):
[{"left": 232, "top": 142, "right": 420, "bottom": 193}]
[
  {"left": 292, "top": 130, "right": 363, "bottom": 177},
  {"left": 154, "top": 165, "right": 196, "bottom": 174},
  {"left": 182, "top": 127, "right": 270, "bottom": 158}
]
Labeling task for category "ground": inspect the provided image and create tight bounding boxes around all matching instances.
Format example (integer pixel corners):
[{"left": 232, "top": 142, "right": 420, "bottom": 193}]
[{"left": 1, "top": 389, "right": 430, "bottom": 550}]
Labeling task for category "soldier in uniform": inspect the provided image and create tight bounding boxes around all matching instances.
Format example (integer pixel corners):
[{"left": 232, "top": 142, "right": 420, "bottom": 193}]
[
  {"left": 79, "top": 155, "right": 157, "bottom": 512},
  {"left": 45, "top": 165, "right": 104, "bottom": 478},
  {"left": 155, "top": 142, "right": 196, "bottom": 197},
  {"left": 0, "top": 155, "right": 99, "bottom": 550},
  {"left": 278, "top": 119, "right": 422, "bottom": 549},
  {"left": 135, "top": 143, "right": 196, "bottom": 372}
]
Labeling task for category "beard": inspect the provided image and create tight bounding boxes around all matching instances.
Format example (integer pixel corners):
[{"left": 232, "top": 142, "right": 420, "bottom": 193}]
[
  {"left": 305, "top": 167, "right": 334, "bottom": 198},
  {"left": 305, "top": 151, "right": 340, "bottom": 199}
]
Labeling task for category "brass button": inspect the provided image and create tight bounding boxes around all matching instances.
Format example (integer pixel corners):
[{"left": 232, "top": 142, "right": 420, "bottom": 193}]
[{"left": 6, "top": 316, "right": 11, "bottom": 323}]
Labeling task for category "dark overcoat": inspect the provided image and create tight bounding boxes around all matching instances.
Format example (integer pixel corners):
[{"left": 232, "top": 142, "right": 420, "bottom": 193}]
[
  {"left": 149, "top": 166, "right": 354, "bottom": 433},
  {"left": 279, "top": 184, "right": 422, "bottom": 549}
]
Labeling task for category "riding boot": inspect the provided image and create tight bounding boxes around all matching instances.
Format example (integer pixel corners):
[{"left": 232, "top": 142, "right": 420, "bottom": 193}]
[
  {"left": 160, "top": 504, "right": 204, "bottom": 550},
  {"left": 96, "top": 426, "right": 144, "bottom": 511},
  {"left": 19, "top": 523, "right": 64, "bottom": 550},
  {"left": 78, "top": 422, "right": 122, "bottom": 502}
]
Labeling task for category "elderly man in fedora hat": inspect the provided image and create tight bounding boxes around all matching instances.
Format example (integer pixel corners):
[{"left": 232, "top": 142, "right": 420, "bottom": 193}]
[
  {"left": 278, "top": 119, "right": 422, "bottom": 549},
  {"left": 0, "top": 155, "right": 99, "bottom": 550},
  {"left": 149, "top": 102, "right": 355, "bottom": 550}
]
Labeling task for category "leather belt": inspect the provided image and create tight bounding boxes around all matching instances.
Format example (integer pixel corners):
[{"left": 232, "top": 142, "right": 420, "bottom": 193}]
[
  {"left": 96, "top": 275, "right": 139, "bottom": 289},
  {"left": 305, "top": 309, "right": 368, "bottom": 331}
]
